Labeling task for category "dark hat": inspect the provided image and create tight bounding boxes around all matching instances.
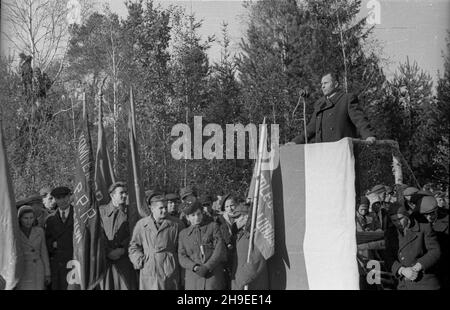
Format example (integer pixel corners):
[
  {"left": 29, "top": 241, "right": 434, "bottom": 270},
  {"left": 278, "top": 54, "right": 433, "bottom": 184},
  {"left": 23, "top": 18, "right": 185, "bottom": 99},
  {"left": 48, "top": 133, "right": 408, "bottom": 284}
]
[
  {"left": 16, "top": 195, "right": 42, "bottom": 208},
  {"left": 180, "top": 186, "right": 197, "bottom": 200},
  {"left": 416, "top": 190, "right": 433, "bottom": 197},
  {"left": 403, "top": 187, "right": 419, "bottom": 196},
  {"left": 39, "top": 187, "right": 52, "bottom": 197},
  {"left": 165, "top": 193, "right": 179, "bottom": 202},
  {"left": 200, "top": 194, "right": 213, "bottom": 206},
  {"left": 367, "top": 184, "right": 385, "bottom": 195},
  {"left": 50, "top": 186, "right": 72, "bottom": 198},
  {"left": 419, "top": 196, "right": 438, "bottom": 214},
  {"left": 146, "top": 190, "right": 165, "bottom": 205},
  {"left": 434, "top": 191, "right": 446, "bottom": 199},
  {"left": 230, "top": 203, "right": 251, "bottom": 218},
  {"left": 108, "top": 182, "right": 127, "bottom": 194},
  {"left": 387, "top": 202, "right": 409, "bottom": 217},
  {"left": 181, "top": 196, "right": 202, "bottom": 215},
  {"left": 359, "top": 196, "right": 370, "bottom": 207},
  {"left": 18, "top": 205, "right": 35, "bottom": 219}
]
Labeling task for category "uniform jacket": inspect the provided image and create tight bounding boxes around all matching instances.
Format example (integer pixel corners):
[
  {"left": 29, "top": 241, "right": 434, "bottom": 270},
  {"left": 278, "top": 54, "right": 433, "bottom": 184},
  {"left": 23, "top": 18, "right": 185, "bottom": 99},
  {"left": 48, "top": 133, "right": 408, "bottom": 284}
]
[
  {"left": 129, "top": 215, "right": 184, "bottom": 290},
  {"left": 45, "top": 206, "right": 73, "bottom": 290},
  {"left": 99, "top": 202, "right": 138, "bottom": 290},
  {"left": 293, "top": 91, "right": 375, "bottom": 144},
  {"left": 385, "top": 219, "right": 441, "bottom": 290},
  {"left": 16, "top": 226, "right": 50, "bottom": 290},
  {"left": 231, "top": 230, "right": 269, "bottom": 290},
  {"left": 178, "top": 219, "right": 227, "bottom": 290}
]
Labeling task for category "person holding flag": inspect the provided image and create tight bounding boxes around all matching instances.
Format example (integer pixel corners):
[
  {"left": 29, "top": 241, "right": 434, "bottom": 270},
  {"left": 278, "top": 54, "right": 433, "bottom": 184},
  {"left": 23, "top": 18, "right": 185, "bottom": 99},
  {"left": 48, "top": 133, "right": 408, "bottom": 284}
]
[
  {"left": 99, "top": 182, "right": 138, "bottom": 290},
  {"left": 230, "top": 202, "right": 269, "bottom": 290}
]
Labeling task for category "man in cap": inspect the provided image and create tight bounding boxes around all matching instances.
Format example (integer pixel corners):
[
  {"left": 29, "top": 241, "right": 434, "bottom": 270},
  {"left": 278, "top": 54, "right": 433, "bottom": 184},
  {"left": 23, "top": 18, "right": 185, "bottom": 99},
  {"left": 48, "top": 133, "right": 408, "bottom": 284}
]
[
  {"left": 178, "top": 197, "right": 227, "bottom": 290},
  {"left": 355, "top": 196, "right": 380, "bottom": 232},
  {"left": 45, "top": 186, "right": 73, "bottom": 290},
  {"left": 129, "top": 190, "right": 184, "bottom": 290},
  {"left": 366, "top": 184, "right": 390, "bottom": 231},
  {"left": 166, "top": 192, "right": 181, "bottom": 218},
  {"left": 98, "top": 182, "right": 138, "bottom": 290},
  {"left": 230, "top": 203, "right": 269, "bottom": 290},
  {"left": 384, "top": 203, "right": 441, "bottom": 290},
  {"left": 179, "top": 185, "right": 197, "bottom": 202},
  {"left": 200, "top": 194, "right": 218, "bottom": 220},
  {"left": 419, "top": 196, "right": 449, "bottom": 290}
]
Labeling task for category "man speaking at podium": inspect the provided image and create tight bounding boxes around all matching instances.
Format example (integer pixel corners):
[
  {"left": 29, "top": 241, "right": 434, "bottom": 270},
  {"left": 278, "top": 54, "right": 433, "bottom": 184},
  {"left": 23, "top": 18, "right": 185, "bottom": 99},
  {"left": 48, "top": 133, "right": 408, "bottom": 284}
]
[{"left": 291, "top": 72, "right": 376, "bottom": 144}]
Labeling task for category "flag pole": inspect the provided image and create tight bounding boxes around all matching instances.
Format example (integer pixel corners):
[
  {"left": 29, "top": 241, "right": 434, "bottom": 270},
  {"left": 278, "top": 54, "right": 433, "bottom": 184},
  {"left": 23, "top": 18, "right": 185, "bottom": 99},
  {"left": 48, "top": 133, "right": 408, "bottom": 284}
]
[
  {"left": 247, "top": 117, "right": 267, "bottom": 263},
  {"left": 129, "top": 87, "right": 144, "bottom": 218}
]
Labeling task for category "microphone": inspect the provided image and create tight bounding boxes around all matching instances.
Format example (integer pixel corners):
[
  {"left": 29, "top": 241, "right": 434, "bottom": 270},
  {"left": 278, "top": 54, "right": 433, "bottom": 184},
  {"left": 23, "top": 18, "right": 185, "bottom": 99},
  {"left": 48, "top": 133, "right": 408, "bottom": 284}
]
[{"left": 299, "top": 87, "right": 310, "bottom": 98}]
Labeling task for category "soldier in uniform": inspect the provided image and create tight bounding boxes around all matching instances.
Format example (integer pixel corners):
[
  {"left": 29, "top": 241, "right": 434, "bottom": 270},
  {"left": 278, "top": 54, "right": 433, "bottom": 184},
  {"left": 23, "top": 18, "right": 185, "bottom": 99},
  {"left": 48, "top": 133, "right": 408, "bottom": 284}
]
[
  {"left": 385, "top": 203, "right": 441, "bottom": 290},
  {"left": 178, "top": 198, "right": 227, "bottom": 290},
  {"left": 45, "top": 186, "right": 74, "bottom": 290},
  {"left": 166, "top": 192, "right": 181, "bottom": 218},
  {"left": 129, "top": 191, "right": 184, "bottom": 290},
  {"left": 99, "top": 182, "right": 138, "bottom": 290}
]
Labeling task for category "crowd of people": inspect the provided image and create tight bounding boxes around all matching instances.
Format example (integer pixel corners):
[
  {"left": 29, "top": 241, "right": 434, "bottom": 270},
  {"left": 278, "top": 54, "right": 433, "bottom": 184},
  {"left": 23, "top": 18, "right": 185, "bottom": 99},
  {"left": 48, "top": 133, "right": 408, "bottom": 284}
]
[
  {"left": 8, "top": 183, "right": 268, "bottom": 290},
  {"left": 356, "top": 183, "right": 449, "bottom": 290}
]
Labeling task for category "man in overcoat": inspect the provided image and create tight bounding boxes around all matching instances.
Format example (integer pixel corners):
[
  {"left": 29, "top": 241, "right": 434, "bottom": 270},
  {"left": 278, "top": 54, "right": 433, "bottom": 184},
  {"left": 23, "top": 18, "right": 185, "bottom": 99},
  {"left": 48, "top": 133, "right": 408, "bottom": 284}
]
[
  {"left": 45, "top": 186, "right": 74, "bottom": 290},
  {"left": 178, "top": 198, "right": 227, "bottom": 290},
  {"left": 291, "top": 72, "right": 376, "bottom": 144},
  {"left": 99, "top": 182, "right": 138, "bottom": 290},
  {"left": 385, "top": 203, "right": 441, "bottom": 290},
  {"left": 129, "top": 191, "right": 184, "bottom": 290}
]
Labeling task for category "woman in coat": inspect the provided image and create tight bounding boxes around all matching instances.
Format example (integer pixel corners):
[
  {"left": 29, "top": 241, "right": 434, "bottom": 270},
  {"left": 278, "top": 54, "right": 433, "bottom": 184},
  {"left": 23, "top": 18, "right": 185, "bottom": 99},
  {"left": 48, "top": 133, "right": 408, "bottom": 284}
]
[
  {"left": 16, "top": 205, "right": 51, "bottom": 290},
  {"left": 385, "top": 203, "right": 441, "bottom": 290},
  {"left": 178, "top": 197, "right": 227, "bottom": 290},
  {"left": 129, "top": 191, "right": 184, "bottom": 290}
]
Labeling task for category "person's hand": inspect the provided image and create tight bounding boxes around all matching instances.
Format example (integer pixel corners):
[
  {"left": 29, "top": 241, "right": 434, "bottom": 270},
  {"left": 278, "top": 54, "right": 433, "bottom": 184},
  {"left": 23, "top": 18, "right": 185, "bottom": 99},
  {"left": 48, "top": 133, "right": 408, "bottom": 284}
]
[
  {"left": 400, "top": 267, "right": 418, "bottom": 281},
  {"left": 194, "top": 265, "right": 210, "bottom": 278},
  {"left": 365, "top": 136, "right": 376, "bottom": 145},
  {"left": 412, "top": 262, "right": 422, "bottom": 272},
  {"left": 44, "top": 276, "right": 51, "bottom": 286}
]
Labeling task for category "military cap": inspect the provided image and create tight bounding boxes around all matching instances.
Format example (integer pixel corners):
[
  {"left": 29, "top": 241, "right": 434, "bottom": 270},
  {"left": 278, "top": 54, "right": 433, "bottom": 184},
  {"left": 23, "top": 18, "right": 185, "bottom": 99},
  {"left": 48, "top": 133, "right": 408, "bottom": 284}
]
[
  {"left": 146, "top": 190, "right": 165, "bottom": 205},
  {"left": 39, "top": 187, "right": 52, "bottom": 197},
  {"left": 50, "top": 186, "right": 72, "bottom": 198},
  {"left": 403, "top": 187, "right": 419, "bottom": 197},
  {"left": 165, "top": 193, "right": 180, "bottom": 202},
  {"left": 200, "top": 194, "right": 213, "bottom": 206},
  {"left": 387, "top": 202, "right": 409, "bottom": 217},
  {"left": 366, "top": 184, "right": 386, "bottom": 195},
  {"left": 231, "top": 203, "right": 251, "bottom": 218},
  {"left": 181, "top": 196, "right": 202, "bottom": 215},
  {"left": 108, "top": 182, "right": 127, "bottom": 194},
  {"left": 17, "top": 205, "right": 35, "bottom": 219},
  {"left": 419, "top": 196, "right": 438, "bottom": 214},
  {"left": 179, "top": 185, "right": 197, "bottom": 200},
  {"left": 359, "top": 196, "right": 370, "bottom": 207}
]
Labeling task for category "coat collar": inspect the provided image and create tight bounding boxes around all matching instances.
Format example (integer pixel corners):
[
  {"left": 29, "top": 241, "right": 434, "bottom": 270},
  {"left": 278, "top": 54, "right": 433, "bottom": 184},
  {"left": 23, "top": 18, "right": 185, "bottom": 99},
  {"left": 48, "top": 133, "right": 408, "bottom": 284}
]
[
  {"left": 20, "top": 226, "right": 40, "bottom": 244},
  {"left": 318, "top": 90, "right": 345, "bottom": 112},
  {"left": 143, "top": 215, "right": 172, "bottom": 233},
  {"left": 105, "top": 202, "right": 127, "bottom": 217},
  {"left": 186, "top": 217, "right": 212, "bottom": 235},
  {"left": 398, "top": 219, "right": 420, "bottom": 251}
]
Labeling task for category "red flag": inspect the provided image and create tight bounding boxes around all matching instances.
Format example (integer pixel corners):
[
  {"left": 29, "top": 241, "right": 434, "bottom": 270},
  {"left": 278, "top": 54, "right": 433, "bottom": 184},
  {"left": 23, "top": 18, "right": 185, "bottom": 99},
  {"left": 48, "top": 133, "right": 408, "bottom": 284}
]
[
  {"left": 68, "top": 94, "right": 106, "bottom": 290},
  {"left": 94, "top": 93, "right": 115, "bottom": 205},
  {"left": 248, "top": 120, "right": 275, "bottom": 260},
  {"left": 127, "top": 87, "right": 149, "bottom": 233},
  {"left": 0, "top": 123, "right": 24, "bottom": 290}
]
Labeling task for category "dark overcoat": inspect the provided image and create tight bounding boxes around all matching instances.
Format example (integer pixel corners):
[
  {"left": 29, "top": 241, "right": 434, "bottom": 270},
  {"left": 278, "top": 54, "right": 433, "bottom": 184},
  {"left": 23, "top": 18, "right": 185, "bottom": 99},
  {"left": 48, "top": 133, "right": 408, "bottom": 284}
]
[
  {"left": 293, "top": 91, "right": 375, "bottom": 144},
  {"left": 129, "top": 215, "right": 184, "bottom": 290},
  {"left": 433, "top": 211, "right": 449, "bottom": 290},
  {"left": 99, "top": 202, "right": 138, "bottom": 290},
  {"left": 178, "top": 219, "right": 227, "bottom": 290},
  {"left": 45, "top": 206, "right": 74, "bottom": 290},
  {"left": 385, "top": 219, "right": 441, "bottom": 290},
  {"left": 231, "top": 230, "right": 269, "bottom": 290}
]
